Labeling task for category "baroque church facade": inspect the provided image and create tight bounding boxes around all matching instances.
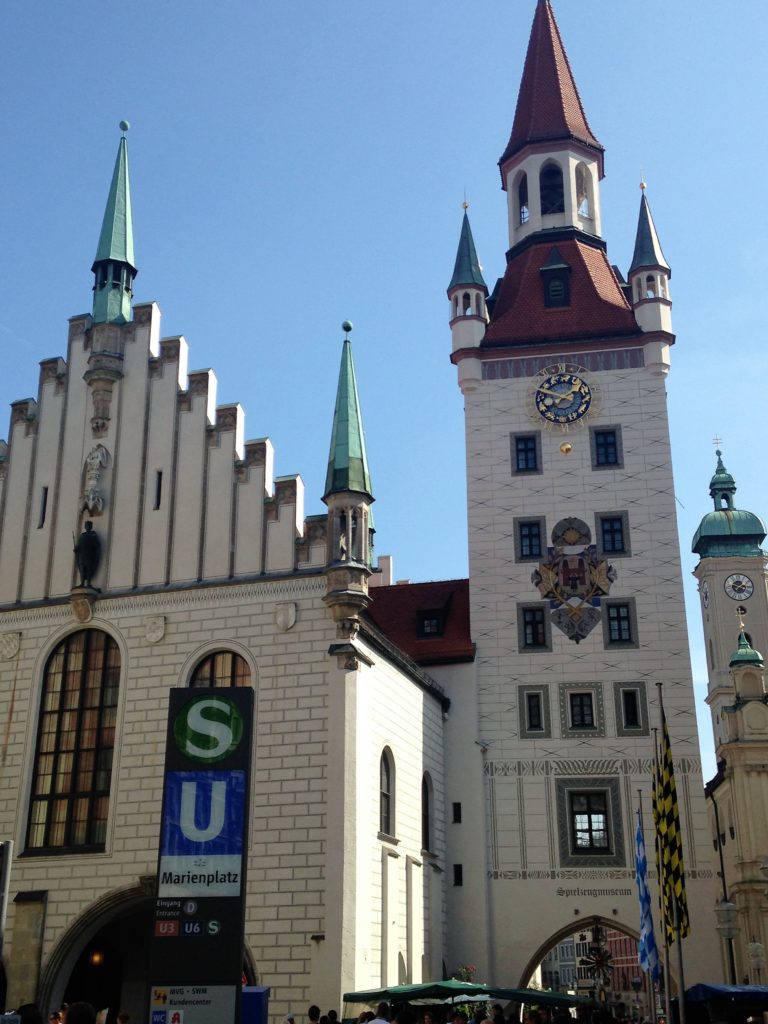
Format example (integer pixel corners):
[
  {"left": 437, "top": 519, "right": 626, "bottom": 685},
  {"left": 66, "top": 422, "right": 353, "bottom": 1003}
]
[{"left": 0, "top": 0, "right": 732, "bottom": 1018}]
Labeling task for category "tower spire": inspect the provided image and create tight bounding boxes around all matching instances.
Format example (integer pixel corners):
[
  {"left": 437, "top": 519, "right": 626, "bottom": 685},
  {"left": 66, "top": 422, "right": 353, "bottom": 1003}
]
[
  {"left": 92, "top": 121, "right": 137, "bottom": 324},
  {"left": 629, "top": 190, "right": 670, "bottom": 276},
  {"left": 324, "top": 322, "right": 373, "bottom": 501},
  {"left": 448, "top": 210, "right": 487, "bottom": 293},
  {"left": 499, "top": 0, "right": 603, "bottom": 178}
]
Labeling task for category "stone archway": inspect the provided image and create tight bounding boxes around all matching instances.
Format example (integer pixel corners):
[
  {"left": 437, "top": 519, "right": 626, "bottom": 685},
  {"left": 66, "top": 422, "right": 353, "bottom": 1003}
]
[
  {"left": 37, "top": 878, "right": 260, "bottom": 1019},
  {"left": 516, "top": 915, "right": 675, "bottom": 1012}
]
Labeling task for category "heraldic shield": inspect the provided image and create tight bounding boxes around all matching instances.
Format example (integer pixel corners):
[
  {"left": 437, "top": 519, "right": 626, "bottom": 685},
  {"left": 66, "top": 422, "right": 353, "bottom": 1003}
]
[{"left": 531, "top": 517, "right": 617, "bottom": 643}]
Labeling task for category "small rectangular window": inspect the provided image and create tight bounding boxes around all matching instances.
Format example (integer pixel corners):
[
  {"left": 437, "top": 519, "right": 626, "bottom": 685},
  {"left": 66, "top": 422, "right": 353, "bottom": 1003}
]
[
  {"left": 453, "top": 864, "right": 463, "bottom": 886},
  {"left": 570, "top": 792, "right": 610, "bottom": 853},
  {"left": 522, "top": 608, "right": 547, "bottom": 648},
  {"left": 154, "top": 470, "right": 163, "bottom": 511},
  {"left": 38, "top": 486, "right": 49, "bottom": 528},
  {"left": 569, "top": 692, "right": 594, "bottom": 728},
  {"left": 519, "top": 521, "right": 542, "bottom": 558},
  {"left": 512, "top": 433, "right": 540, "bottom": 473},
  {"left": 452, "top": 802, "right": 462, "bottom": 823},
  {"left": 622, "top": 689, "right": 640, "bottom": 728},
  {"left": 594, "top": 429, "right": 619, "bottom": 467},
  {"left": 600, "top": 516, "right": 625, "bottom": 553},
  {"left": 608, "top": 604, "right": 633, "bottom": 644},
  {"left": 418, "top": 612, "right": 444, "bottom": 637},
  {"left": 526, "top": 692, "right": 543, "bottom": 731}
]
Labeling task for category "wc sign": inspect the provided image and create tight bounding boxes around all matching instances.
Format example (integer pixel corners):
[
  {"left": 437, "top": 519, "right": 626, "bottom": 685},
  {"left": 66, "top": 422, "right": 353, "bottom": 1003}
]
[{"left": 149, "top": 687, "right": 253, "bottom": 1016}]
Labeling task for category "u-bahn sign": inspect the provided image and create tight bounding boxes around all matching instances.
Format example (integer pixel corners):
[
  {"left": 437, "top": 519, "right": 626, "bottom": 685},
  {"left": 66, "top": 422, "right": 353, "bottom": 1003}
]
[{"left": 148, "top": 688, "right": 253, "bottom": 1024}]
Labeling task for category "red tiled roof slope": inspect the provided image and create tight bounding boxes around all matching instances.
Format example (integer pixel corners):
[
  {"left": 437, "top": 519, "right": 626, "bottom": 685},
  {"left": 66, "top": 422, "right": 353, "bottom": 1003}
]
[
  {"left": 483, "top": 238, "right": 640, "bottom": 347},
  {"left": 366, "top": 579, "right": 474, "bottom": 666},
  {"left": 499, "top": 0, "right": 603, "bottom": 171}
]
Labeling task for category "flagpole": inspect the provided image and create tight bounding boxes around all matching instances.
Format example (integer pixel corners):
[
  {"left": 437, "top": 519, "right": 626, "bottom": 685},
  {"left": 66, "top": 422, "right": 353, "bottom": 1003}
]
[
  {"left": 637, "top": 790, "right": 658, "bottom": 1024},
  {"left": 656, "top": 682, "right": 689, "bottom": 1024},
  {"left": 652, "top": 726, "right": 672, "bottom": 1024}
]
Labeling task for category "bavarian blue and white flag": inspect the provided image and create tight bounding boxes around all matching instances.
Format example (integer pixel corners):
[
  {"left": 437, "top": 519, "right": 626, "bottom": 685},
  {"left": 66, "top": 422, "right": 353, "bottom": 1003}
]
[{"left": 635, "top": 808, "right": 660, "bottom": 982}]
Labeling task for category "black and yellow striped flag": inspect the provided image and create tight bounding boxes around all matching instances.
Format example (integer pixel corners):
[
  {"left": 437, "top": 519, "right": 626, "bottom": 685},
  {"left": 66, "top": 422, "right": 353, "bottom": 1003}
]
[{"left": 656, "top": 706, "right": 690, "bottom": 939}]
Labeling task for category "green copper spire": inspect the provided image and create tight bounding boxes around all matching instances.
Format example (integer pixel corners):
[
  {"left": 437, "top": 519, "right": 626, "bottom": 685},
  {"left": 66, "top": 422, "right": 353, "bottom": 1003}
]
[
  {"left": 92, "top": 122, "right": 137, "bottom": 324},
  {"left": 324, "top": 322, "right": 373, "bottom": 500},
  {"left": 629, "top": 190, "right": 670, "bottom": 275},
  {"left": 448, "top": 210, "right": 487, "bottom": 292}
]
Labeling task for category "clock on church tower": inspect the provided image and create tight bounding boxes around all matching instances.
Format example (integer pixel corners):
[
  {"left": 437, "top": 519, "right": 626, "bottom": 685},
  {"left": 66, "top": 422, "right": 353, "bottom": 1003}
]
[{"left": 693, "top": 450, "right": 768, "bottom": 742}]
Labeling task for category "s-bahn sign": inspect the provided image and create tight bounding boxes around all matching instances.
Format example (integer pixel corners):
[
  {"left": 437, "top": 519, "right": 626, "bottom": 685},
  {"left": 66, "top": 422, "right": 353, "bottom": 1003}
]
[{"left": 148, "top": 689, "right": 253, "bottom": 1024}]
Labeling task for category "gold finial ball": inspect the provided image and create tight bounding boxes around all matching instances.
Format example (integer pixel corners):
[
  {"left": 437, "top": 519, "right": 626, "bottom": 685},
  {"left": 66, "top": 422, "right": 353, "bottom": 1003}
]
[
  {"left": 119, "top": 120, "right": 130, "bottom": 133},
  {"left": 462, "top": 200, "right": 469, "bottom": 210},
  {"left": 559, "top": 442, "right": 573, "bottom": 455},
  {"left": 640, "top": 178, "right": 647, "bottom": 191}
]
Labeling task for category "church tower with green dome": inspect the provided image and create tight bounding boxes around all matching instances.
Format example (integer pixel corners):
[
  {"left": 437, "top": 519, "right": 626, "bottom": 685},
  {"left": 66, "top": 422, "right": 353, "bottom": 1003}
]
[{"left": 692, "top": 451, "right": 768, "bottom": 745}]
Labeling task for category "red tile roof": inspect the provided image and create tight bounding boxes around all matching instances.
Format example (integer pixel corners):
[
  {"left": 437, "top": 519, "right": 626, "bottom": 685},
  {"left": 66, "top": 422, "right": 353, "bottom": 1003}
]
[
  {"left": 366, "top": 579, "right": 474, "bottom": 666},
  {"left": 482, "top": 237, "right": 640, "bottom": 347},
  {"left": 499, "top": 0, "right": 603, "bottom": 175}
]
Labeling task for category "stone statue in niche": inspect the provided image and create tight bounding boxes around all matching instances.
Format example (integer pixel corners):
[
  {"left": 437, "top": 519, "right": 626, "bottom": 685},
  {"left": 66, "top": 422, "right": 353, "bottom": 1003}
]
[
  {"left": 81, "top": 444, "right": 109, "bottom": 514},
  {"left": 74, "top": 521, "right": 101, "bottom": 588}
]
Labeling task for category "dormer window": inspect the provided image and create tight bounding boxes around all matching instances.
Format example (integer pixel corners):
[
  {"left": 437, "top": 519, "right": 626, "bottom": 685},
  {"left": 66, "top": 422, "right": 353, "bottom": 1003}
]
[
  {"left": 540, "top": 246, "right": 571, "bottom": 308},
  {"left": 419, "top": 611, "right": 445, "bottom": 637},
  {"left": 540, "top": 162, "right": 565, "bottom": 215}
]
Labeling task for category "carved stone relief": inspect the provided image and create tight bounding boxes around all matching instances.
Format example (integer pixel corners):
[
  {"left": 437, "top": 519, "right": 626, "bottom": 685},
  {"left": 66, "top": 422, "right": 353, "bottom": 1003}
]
[
  {"left": 81, "top": 445, "right": 110, "bottom": 515},
  {"left": 0, "top": 632, "right": 21, "bottom": 660},
  {"left": 144, "top": 615, "right": 166, "bottom": 644},
  {"left": 275, "top": 602, "right": 297, "bottom": 632}
]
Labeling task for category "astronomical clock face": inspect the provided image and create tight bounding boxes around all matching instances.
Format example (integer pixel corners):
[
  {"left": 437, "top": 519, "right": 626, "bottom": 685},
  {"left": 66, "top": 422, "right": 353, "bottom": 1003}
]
[
  {"left": 528, "top": 363, "right": 601, "bottom": 430},
  {"left": 701, "top": 580, "right": 710, "bottom": 609},
  {"left": 724, "top": 573, "right": 754, "bottom": 601}
]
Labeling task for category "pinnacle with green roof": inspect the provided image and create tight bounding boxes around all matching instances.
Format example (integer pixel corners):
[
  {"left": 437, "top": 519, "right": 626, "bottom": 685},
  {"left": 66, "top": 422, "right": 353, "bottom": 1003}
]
[
  {"left": 692, "top": 451, "right": 766, "bottom": 557},
  {"left": 448, "top": 210, "right": 487, "bottom": 293},
  {"left": 92, "top": 123, "right": 137, "bottom": 324},
  {"left": 729, "top": 630, "right": 764, "bottom": 669},
  {"left": 324, "top": 326, "right": 373, "bottom": 500},
  {"left": 629, "top": 191, "right": 670, "bottom": 275}
]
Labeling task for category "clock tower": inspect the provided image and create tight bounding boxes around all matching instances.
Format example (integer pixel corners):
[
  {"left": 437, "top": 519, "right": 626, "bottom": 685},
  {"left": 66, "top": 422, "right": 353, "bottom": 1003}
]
[
  {"left": 692, "top": 452, "right": 768, "bottom": 746},
  {"left": 447, "top": 0, "right": 719, "bottom": 988}
]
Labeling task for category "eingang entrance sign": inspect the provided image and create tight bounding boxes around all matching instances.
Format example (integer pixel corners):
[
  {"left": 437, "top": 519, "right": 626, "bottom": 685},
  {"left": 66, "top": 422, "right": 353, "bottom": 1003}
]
[{"left": 148, "top": 689, "right": 253, "bottom": 1024}]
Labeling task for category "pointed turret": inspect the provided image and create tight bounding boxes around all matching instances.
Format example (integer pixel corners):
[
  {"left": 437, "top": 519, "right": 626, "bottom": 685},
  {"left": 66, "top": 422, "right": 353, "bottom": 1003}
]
[
  {"left": 92, "top": 122, "right": 137, "bottom": 324},
  {"left": 323, "top": 323, "right": 374, "bottom": 635},
  {"left": 628, "top": 186, "right": 672, "bottom": 334},
  {"left": 448, "top": 209, "right": 488, "bottom": 370}
]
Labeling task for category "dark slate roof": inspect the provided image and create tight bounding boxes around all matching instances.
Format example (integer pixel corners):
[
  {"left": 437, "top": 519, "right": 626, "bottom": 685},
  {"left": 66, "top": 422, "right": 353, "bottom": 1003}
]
[
  {"left": 499, "top": 0, "right": 603, "bottom": 176},
  {"left": 629, "top": 192, "right": 670, "bottom": 274},
  {"left": 366, "top": 579, "right": 474, "bottom": 666}
]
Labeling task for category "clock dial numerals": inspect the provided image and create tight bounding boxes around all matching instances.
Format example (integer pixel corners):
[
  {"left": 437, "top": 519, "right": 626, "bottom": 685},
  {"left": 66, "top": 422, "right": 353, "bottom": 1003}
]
[
  {"left": 528, "top": 364, "right": 601, "bottom": 431},
  {"left": 724, "top": 573, "right": 754, "bottom": 600}
]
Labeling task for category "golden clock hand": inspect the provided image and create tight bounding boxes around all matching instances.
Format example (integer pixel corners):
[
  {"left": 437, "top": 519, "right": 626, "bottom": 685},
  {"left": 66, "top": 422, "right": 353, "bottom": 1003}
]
[{"left": 537, "top": 384, "right": 578, "bottom": 403}]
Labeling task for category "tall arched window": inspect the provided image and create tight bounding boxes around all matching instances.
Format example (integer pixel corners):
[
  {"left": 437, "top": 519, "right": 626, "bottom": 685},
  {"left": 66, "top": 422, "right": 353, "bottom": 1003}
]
[
  {"left": 380, "top": 748, "right": 395, "bottom": 836},
  {"left": 27, "top": 630, "right": 120, "bottom": 852},
  {"left": 518, "top": 174, "right": 530, "bottom": 224},
  {"left": 422, "top": 772, "right": 433, "bottom": 852},
  {"left": 540, "top": 162, "right": 565, "bottom": 215},
  {"left": 575, "top": 164, "right": 590, "bottom": 217},
  {"left": 190, "top": 650, "right": 251, "bottom": 687}
]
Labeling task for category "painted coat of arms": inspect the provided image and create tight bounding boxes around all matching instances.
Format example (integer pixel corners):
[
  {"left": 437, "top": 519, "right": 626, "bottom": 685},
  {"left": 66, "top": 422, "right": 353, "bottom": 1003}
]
[{"left": 531, "top": 518, "right": 616, "bottom": 643}]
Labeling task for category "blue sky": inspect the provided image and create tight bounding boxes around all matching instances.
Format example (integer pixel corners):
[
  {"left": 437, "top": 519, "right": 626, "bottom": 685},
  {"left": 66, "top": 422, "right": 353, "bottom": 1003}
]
[{"left": 2, "top": 1, "right": 767, "bottom": 778}]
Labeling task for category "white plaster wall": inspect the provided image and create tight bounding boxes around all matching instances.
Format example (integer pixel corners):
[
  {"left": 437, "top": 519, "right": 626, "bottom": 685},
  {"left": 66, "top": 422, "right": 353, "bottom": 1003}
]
[
  {"left": 462, "top": 350, "right": 721, "bottom": 985},
  {"left": 0, "top": 411, "right": 36, "bottom": 602}
]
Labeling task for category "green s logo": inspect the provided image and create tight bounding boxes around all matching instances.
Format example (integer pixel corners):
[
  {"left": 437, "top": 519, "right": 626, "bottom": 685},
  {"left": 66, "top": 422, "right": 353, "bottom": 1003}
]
[{"left": 174, "top": 695, "right": 244, "bottom": 763}]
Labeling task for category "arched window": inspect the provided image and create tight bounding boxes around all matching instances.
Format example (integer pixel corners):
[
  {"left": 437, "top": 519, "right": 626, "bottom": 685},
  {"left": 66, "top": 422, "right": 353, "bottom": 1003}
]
[
  {"left": 575, "top": 164, "right": 590, "bottom": 217},
  {"left": 645, "top": 274, "right": 657, "bottom": 298},
  {"left": 540, "top": 162, "right": 565, "bottom": 215},
  {"left": 380, "top": 748, "right": 394, "bottom": 836},
  {"left": 27, "top": 630, "right": 120, "bottom": 852},
  {"left": 462, "top": 291, "right": 472, "bottom": 315},
  {"left": 422, "top": 772, "right": 433, "bottom": 852},
  {"left": 191, "top": 651, "right": 251, "bottom": 687},
  {"left": 518, "top": 174, "right": 530, "bottom": 224}
]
